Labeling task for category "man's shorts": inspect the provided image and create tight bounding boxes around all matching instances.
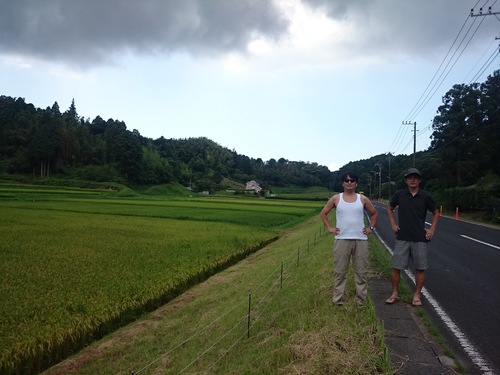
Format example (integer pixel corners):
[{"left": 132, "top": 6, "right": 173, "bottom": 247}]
[{"left": 392, "top": 240, "right": 429, "bottom": 270}]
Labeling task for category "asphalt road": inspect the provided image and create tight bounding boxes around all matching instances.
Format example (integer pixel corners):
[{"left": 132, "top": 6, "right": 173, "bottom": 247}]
[{"left": 372, "top": 201, "right": 500, "bottom": 375}]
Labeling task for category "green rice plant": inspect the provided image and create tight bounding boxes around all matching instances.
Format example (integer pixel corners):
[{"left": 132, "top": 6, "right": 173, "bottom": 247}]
[
  {"left": 2, "top": 196, "right": 322, "bottom": 229},
  {"left": 0, "top": 200, "right": 286, "bottom": 374},
  {"left": 42, "top": 217, "right": 391, "bottom": 374}
]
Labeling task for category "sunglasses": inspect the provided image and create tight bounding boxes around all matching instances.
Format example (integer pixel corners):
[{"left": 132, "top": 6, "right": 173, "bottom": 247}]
[{"left": 344, "top": 179, "right": 357, "bottom": 183}]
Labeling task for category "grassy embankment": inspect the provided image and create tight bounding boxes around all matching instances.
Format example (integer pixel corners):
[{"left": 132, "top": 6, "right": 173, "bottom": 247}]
[
  {"left": 44, "top": 212, "right": 393, "bottom": 374},
  {"left": 1, "top": 180, "right": 393, "bottom": 374}
]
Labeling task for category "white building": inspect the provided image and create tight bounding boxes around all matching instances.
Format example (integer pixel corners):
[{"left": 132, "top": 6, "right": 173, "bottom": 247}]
[{"left": 245, "top": 180, "right": 262, "bottom": 193}]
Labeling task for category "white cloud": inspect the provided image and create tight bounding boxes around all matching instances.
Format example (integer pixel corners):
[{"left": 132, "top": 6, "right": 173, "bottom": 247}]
[
  {"left": 1, "top": 0, "right": 498, "bottom": 171},
  {"left": 4, "top": 55, "right": 32, "bottom": 69},
  {"left": 328, "top": 162, "right": 339, "bottom": 172}
]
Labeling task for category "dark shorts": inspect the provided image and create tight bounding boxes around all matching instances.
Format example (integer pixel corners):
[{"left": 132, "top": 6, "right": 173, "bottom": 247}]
[{"left": 392, "top": 240, "right": 428, "bottom": 270}]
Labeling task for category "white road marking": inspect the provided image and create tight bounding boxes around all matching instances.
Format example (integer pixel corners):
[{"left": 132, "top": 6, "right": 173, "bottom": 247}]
[
  {"left": 461, "top": 235, "right": 500, "bottom": 250},
  {"left": 370, "top": 214, "right": 496, "bottom": 374},
  {"left": 405, "top": 271, "right": 496, "bottom": 375}
]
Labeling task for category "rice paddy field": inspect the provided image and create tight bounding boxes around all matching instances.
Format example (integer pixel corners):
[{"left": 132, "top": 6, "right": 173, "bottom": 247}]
[{"left": 0, "top": 182, "right": 324, "bottom": 374}]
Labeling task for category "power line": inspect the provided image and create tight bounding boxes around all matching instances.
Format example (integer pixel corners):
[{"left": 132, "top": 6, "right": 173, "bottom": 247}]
[
  {"left": 390, "top": 2, "right": 499, "bottom": 157},
  {"left": 403, "top": 10, "right": 474, "bottom": 122},
  {"left": 463, "top": 38, "right": 497, "bottom": 82},
  {"left": 408, "top": 14, "right": 485, "bottom": 121},
  {"left": 389, "top": 7, "right": 476, "bottom": 156},
  {"left": 468, "top": 46, "right": 500, "bottom": 83}
]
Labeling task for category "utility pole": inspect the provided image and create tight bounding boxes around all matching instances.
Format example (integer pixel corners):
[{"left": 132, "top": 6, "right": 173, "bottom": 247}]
[
  {"left": 402, "top": 121, "right": 417, "bottom": 166},
  {"left": 375, "top": 163, "right": 382, "bottom": 201},
  {"left": 471, "top": 6, "right": 500, "bottom": 50},
  {"left": 387, "top": 153, "right": 392, "bottom": 199},
  {"left": 470, "top": 6, "right": 500, "bottom": 17},
  {"left": 370, "top": 171, "right": 378, "bottom": 199}
]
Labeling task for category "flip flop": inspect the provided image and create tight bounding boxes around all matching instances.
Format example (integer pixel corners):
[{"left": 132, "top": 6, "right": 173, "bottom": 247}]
[
  {"left": 385, "top": 296, "right": 399, "bottom": 304},
  {"left": 412, "top": 299, "right": 422, "bottom": 306}
]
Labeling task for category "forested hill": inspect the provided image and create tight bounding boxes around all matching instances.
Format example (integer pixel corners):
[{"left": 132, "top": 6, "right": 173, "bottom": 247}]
[
  {"left": 1, "top": 69, "right": 499, "bottom": 211},
  {"left": 0, "top": 96, "right": 331, "bottom": 191}
]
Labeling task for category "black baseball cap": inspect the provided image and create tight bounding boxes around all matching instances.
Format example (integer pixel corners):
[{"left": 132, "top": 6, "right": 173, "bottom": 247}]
[{"left": 404, "top": 168, "right": 422, "bottom": 178}]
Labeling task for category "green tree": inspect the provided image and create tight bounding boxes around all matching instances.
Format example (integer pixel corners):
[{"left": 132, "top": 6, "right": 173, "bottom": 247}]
[
  {"left": 28, "top": 112, "right": 61, "bottom": 177},
  {"left": 479, "top": 70, "right": 500, "bottom": 176},
  {"left": 431, "top": 83, "right": 484, "bottom": 186},
  {"left": 139, "top": 142, "right": 173, "bottom": 184},
  {"left": 104, "top": 121, "right": 143, "bottom": 182},
  {"left": 64, "top": 99, "right": 78, "bottom": 122}
]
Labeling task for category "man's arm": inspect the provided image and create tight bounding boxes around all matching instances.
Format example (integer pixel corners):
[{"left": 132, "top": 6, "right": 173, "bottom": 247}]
[
  {"left": 425, "top": 209, "right": 439, "bottom": 240},
  {"left": 362, "top": 196, "right": 378, "bottom": 232},
  {"left": 320, "top": 195, "right": 339, "bottom": 235},
  {"left": 387, "top": 204, "right": 399, "bottom": 234}
]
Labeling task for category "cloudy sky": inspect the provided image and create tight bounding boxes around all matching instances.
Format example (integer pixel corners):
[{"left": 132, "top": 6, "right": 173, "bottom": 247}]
[{"left": 1, "top": 0, "right": 499, "bottom": 171}]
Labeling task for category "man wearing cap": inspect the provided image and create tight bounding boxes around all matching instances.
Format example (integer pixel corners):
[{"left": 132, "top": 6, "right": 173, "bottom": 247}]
[{"left": 385, "top": 168, "right": 439, "bottom": 306}]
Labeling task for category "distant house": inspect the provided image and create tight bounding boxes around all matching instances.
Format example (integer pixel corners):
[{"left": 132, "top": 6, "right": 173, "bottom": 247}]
[{"left": 245, "top": 180, "right": 262, "bottom": 193}]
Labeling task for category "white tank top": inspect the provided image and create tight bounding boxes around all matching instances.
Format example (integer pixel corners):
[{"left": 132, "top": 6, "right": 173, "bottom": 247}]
[{"left": 335, "top": 193, "right": 367, "bottom": 240}]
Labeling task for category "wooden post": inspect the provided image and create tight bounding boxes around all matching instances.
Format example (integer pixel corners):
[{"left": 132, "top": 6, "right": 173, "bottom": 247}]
[
  {"left": 247, "top": 293, "right": 251, "bottom": 338},
  {"left": 280, "top": 261, "right": 283, "bottom": 289}
]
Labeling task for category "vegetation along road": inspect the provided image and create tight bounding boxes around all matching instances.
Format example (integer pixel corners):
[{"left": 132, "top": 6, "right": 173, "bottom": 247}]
[
  {"left": 1, "top": 183, "right": 394, "bottom": 374},
  {"left": 373, "top": 201, "right": 500, "bottom": 374}
]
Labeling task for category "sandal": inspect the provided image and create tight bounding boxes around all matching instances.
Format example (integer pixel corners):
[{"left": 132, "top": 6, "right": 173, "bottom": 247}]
[
  {"left": 412, "top": 298, "right": 422, "bottom": 306},
  {"left": 385, "top": 296, "right": 399, "bottom": 304}
]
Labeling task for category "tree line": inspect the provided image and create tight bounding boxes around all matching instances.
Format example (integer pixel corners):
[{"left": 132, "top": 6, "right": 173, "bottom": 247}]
[
  {"left": 0, "top": 97, "right": 331, "bottom": 191},
  {"left": 1, "top": 70, "right": 499, "bottom": 209},
  {"left": 331, "top": 70, "right": 500, "bottom": 214}
]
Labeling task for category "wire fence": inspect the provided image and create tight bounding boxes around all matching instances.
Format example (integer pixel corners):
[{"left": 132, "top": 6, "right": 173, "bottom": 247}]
[{"left": 131, "top": 225, "right": 327, "bottom": 375}]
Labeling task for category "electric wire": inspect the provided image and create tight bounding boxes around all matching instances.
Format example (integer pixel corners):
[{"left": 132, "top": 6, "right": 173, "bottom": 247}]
[
  {"left": 206, "top": 253, "right": 300, "bottom": 373},
  {"left": 402, "top": 8, "right": 475, "bottom": 122},
  {"left": 132, "top": 233, "right": 314, "bottom": 374},
  {"left": 180, "top": 253, "right": 296, "bottom": 373},
  {"left": 389, "top": 1, "right": 487, "bottom": 156},
  {"left": 134, "top": 259, "right": 290, "bottom": 374},
  {"left": 408, "top": 14, "right": 484, "bottom": 121},
  {"left": 393, "top": 10, "right": 494, "bottom": 155},
  {"left": 206, "top": 266, "right": 289, "bottom": 373},
  {"left": 468, "top": 46, "right": 500, "bottom": 83},
  {"left": 132, "top": 295, "right": 247, "bottom": 374},
  {"left": 463, "top": 38, "right": 496, "bottom": 82}
]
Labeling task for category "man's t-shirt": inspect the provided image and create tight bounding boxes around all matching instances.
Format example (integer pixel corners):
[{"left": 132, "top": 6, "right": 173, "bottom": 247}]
[{"left": 390, "top": 189, "right": 436, "bottom": 242}]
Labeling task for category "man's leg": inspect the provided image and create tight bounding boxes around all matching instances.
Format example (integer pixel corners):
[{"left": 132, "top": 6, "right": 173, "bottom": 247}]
[
  {"left": 390, "top": 268, "right": 401, "bottom": 297},
  {"left": 413, "top": 269, "right": 425, "bottom": 304},
  {"left": 412, "top": 242, "right": 428, "bottom": 305},
  {"left": 333, "top": 240, "right": 351, "bottom": 305},
  {"left": 384, "top": 268, "right": 401, "bottom": 304},
  {"left": 386, "top": 240, "right": 409, "bottom": 304},
  {"left": 352, "top": 240, "right": 369, "bottom": 304}
]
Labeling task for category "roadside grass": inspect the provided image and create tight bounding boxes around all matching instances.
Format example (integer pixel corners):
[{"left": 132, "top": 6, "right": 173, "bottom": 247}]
[
  {"left": 414, "top": 310, "right": 465, "bottom": 374},
  {"left": 44, "top": 217, "right": 393, "bottom": 375},
  {"left": 370, "top": 229, "right": 466, "bottom": 374},
  {"left": 0, "top": 181, "right": 480, "bottom": 373},
  {"left": 3, "top": 181, "right": 459, "bottom": 374}
]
